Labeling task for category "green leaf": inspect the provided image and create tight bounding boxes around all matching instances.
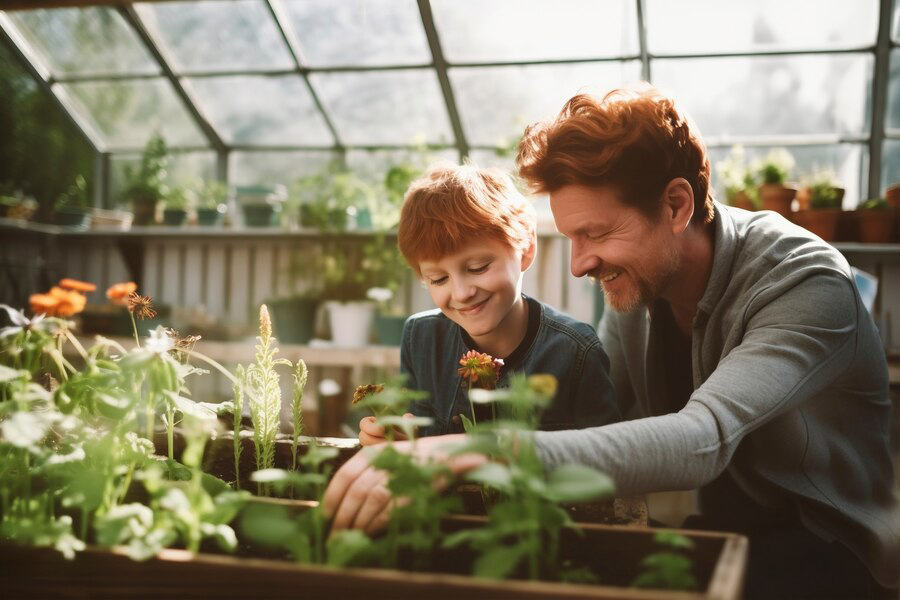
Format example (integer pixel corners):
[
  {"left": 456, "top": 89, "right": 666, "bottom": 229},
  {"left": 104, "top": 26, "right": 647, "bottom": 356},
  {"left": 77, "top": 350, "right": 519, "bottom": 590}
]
[
  {"left": 1, "top": 411, "right": 49, "bottom": 447},
  {"left": 544, "top": 464, "right": 615, "bottom": 503},
  {"left": 201, "top": 523, "right": 238, "bottom": 553},
  {"left": 654, "top": 530, "right": 695, "bottom": 550},
  {"left": 0, "top": 364, "right": 26, "bottom": 383},
  {"left": 465, "top": 462, "right": 512, "bottom": 491},
  {"left": 473, "top": 544, "right": 525, "bottom": 579},
  {"left": 327, "top": 529, "right": 377, "bottom": 567}
]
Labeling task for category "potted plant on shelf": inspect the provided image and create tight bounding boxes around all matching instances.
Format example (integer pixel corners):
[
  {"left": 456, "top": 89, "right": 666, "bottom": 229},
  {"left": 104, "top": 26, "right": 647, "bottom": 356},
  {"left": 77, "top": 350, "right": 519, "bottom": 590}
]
[
  {"left": 717, "top": 146, "right": 758, "bottom": 211},
  {"left": 121, "top": 133, "right": 169, "bottom": 226},
  {"left": 755, "top": 148, "right": 796, "bottom": 217},
  {"left": 236, "top": 184, "right": 285, "bottom": 227},
  {"left": 161, "top": 184, "right": 190, "bottom": 226},
  {"left": 790, "top": 171, "right": 844, "bottom": 241},
  {"left": 853, "top": 197, "right": 898, "bottom": 244},
  {"left": 52, "top": 174, "right": 91, "bottom": 228},
  {"left": 194, "top": 180, "right": 227, "bottom": 226},
  {"left": 291, "top": 162, "right": 376, "bottom": 231}
]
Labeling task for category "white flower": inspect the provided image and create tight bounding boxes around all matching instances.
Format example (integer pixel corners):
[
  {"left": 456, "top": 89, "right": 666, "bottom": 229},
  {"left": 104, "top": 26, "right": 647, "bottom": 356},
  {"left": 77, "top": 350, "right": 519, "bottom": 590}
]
[
  {"left": 144, "top": 326, "right": 175, "bottom": 355},
  {"left": 468, "top": 388, "right": 510, "bottom": 404},
  {"left": 366, "top": 287, "right": 393, "bottom": 304},
  {"left": 0, "top": 304, "right": 46, "bottom": 339}
]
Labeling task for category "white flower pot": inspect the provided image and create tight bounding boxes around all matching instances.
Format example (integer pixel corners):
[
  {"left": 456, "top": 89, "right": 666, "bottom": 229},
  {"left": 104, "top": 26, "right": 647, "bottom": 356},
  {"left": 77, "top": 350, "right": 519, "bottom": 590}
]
[{"left": 325, "top": 300, "right": 375, "bottom": 347}]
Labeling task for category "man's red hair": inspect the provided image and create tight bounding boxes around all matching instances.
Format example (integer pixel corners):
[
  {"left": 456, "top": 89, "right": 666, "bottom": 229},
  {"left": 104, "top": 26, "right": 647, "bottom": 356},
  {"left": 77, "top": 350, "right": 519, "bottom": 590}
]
[{"left": 516, "top": 84, "right": 714, "bottom": 224}]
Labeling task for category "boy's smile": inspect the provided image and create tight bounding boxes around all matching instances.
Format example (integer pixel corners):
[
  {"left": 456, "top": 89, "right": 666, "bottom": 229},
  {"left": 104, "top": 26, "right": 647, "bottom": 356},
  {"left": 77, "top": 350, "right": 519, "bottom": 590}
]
[{"left": 418, "top": 237, "right": 535, "bottom": 359}]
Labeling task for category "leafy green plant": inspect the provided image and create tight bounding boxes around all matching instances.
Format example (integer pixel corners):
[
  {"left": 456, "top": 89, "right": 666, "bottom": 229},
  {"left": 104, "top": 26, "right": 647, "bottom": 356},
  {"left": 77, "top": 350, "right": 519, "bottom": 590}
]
[
  {"left": 195, "top": 180, "right": 228, "bottom": 210},
  {"left": 806, "top": 171, "right": 843, "bottom": 210},
  {"left": 443, "top": 375, "right": 615, "bottom": 581},
  {"left": 291, "top": 360, "right": 307, "bottom": 475},
  {"left": 54, "top": 175, "right": 89, "bottom": 211},
  {"left": 716, "top": 146, "right": 759, "bottom": 209},
  {"left": 859, "top": 197, "right": 888, "bottom": 210},
  {"left": 232, "top": 365, "right": 245, "bottom": 489},
  {"left": 163, "top": 185, "right": 192, "bottom": 211},
  {"left": 244, "top": 305, "right": 291, "bottom": 496},
  {"left": 121, "top": 133, "right": 169, "bottom": 205},
  {"left": 632, "top": 531, "right": 698, "bottom": 591},
  {"left": 755, "top": 148, "right": 794, "bottom": 186}
]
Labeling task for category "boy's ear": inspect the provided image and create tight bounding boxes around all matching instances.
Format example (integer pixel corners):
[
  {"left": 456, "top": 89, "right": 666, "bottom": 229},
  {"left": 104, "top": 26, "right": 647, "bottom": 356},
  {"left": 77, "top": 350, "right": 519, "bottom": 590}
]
[{"left": 521, "top": 233, "right": 537, "bottom": 271}]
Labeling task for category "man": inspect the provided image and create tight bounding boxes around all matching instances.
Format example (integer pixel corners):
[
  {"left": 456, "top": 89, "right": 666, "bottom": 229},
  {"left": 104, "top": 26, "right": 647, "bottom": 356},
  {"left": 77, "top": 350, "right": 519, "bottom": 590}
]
[{"left": 325, "top": 85, "right": 900, "bottom": 598}]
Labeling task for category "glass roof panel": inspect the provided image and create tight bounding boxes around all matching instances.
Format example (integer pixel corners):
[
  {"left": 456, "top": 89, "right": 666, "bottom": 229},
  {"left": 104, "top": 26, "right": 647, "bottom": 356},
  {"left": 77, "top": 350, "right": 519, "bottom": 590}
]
[
  {"left": 134, "top": 0, "right": 294, "bottom": 74},
  {"left": 647, "top": 0, "right": 878, "bottom": 54},
  {"left": 6, "top": 7, "right": 158, "bottom": 78},
  {"left": 57, "top": 78, "right": 207, "bottom": 150},
  {"left": 431, "top": 0, "right": 638, "bottom": 63},
  {"left": 310, "top": 69, "right": 452, "bottom": 145},
  {"left": 652, "top": 54, "right": 872, "bottom": 138},
  {"left": 186, "top": 75, "right": 333, "bottom": 146},
  {"left": 709, "top": 143, "right": 866, "bottom": 208},
  {"left": 346, "top": 148, "right": 458, "bottom": 183},
  {"left": 230, "top": 150, "right": 337, "bottom": 187},
  {"left": 451, "top": 61, "right": 642, "bottom": 147},
  {"left": 280, "top": 0, "right": 430, "bottom": 67}
]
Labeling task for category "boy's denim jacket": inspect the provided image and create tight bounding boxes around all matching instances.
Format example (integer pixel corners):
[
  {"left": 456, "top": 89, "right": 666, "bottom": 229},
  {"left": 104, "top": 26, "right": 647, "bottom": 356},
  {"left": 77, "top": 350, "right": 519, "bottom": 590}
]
[{"left": 401, "top": 297, "right": 621, "bottom": 435}]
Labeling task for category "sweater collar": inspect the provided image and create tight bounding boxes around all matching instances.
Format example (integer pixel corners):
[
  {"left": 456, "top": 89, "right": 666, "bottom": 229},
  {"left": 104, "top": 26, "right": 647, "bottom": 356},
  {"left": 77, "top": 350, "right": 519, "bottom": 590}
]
[{"left": 696, "top": 201, "right": 738, "bottom": 316}]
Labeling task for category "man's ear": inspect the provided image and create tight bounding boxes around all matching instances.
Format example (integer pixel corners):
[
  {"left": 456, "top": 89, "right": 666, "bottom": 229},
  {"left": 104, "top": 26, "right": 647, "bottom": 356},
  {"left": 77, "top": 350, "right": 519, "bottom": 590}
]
[
  {"left": 521, "top": 231, "right": 537, "bottom": 271},
  {"left": 663, "top": 177, "right": 695, "bottom": 234}
]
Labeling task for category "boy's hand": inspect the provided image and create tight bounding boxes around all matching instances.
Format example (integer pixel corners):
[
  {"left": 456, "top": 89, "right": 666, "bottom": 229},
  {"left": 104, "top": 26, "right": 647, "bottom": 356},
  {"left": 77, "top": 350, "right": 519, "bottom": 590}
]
[
  {"left": 357, "top": 412, "right": 415, "bottom": 446},
  {"left": 324, "top": 433, "right": 485, "bottom": 534}
]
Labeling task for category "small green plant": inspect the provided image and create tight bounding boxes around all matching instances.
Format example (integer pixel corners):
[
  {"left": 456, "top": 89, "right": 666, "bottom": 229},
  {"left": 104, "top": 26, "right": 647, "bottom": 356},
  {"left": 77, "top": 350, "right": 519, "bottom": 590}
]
[
  {"left": 163, "top": 185, "right": 192, "bottom": 211},
  {"left": 859, "top": 197, "right": 888, "bottom": 210},
  {"left": 232, "top": 364, "right": 245, "bottom": 489},
  {"left": 244, "top": 305, "right": 291, "bottom": 496},
  {"left": 122, "top": 133, "right": 169, "bottom": 205},
  {"left": 291, "top": 359, "right": 308, "bottom": 474},
  {"left": 195, "top": 180, "right": 228, "bottom": 210},
  {"left": 717, "top": 146, "right": 759, "bottom": 208},
  {"left": 806, "top": 171, "right": 842, "bottom": 210},
  {"left": 54, "top": 174, "right": 89, "bottom": 211},
  {"left": 756, "top": 148, "right": 795, "bottom": 186},
  {"left": 632, "top": 530, "right": 698, "bottom": 591}
]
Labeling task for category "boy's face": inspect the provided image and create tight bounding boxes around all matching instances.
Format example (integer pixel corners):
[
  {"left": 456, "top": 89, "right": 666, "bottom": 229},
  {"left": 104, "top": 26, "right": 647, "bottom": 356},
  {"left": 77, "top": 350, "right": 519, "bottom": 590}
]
[{"left": 418, "top": 237, "right": 533, "bottom": 340}]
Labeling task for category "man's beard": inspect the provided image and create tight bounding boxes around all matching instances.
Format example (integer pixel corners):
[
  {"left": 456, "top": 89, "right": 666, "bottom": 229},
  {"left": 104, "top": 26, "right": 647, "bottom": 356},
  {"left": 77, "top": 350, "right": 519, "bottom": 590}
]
[{"left": 596, "top": 248, "right": 681, "bottom": 313}]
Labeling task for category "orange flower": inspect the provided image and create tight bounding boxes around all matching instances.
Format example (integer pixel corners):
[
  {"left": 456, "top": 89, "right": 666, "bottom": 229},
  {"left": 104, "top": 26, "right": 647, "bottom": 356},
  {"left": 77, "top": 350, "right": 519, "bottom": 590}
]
[
  {"left": 29, "top": 287, "right": 87, "bottom": 317},
  {"left": 29, "top": 293, "right": 59, "bottom": 316},
  {"left": 58, "top": 278, "right": 96, "bottom": 293},
  {"left": 106, "top": 282, "right": 137, "bottom": 306},
  {"left": 48, "top": 286, "right": 87, "bottom": 317}
]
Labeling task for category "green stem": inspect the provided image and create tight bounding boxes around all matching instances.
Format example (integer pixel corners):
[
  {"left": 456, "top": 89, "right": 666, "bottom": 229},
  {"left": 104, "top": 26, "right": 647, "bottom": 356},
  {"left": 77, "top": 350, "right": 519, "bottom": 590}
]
[
  {"left": 130, "top": 313, "right": 141, "bottom": 348},
  {"left": 167, "top": 405, "right": 175, "bottom": 462}
]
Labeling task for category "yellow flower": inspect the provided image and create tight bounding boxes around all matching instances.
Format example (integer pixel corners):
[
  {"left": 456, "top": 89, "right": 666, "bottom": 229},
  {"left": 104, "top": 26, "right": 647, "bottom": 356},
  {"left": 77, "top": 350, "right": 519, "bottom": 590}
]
[{"left": 457, "top": 350, "right": 503, "bottom": 390}]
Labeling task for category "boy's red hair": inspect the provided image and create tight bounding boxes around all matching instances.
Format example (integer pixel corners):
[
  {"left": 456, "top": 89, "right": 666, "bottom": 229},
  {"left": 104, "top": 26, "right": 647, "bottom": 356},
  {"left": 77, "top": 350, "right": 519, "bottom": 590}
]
[
  {"left": 516, "top": 84, "right": 714, "bottom": 224},
  {"left": 397, "top": 164, "right": 535, "bottom": 274}
]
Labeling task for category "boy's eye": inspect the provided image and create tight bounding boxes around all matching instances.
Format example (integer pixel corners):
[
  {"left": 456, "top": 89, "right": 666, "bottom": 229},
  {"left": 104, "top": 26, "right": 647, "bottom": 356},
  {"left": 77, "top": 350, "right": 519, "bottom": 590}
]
[
  {"left": 468, "top": 263, "right": 490, "bottom": 274},
  {"left": 428, "top": 276, "right": 448, "bottom": 286}
]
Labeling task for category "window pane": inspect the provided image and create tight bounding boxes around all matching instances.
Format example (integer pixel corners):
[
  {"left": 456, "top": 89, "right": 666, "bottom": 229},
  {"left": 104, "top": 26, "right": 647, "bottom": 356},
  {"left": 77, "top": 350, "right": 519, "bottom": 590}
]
[
  {"left": 451, "top": 61, "right": 642, "bottom": 146},
  {"left": 280, "top": 0, "right": 430, "bottom": 67},
  {"left": 886, "top": 49, "right": 900, "bottom": 131},
  {"left": 709, "top": 144, "right": 866, "bottom": 208},
  {"left": 57, "top": 79, "right": 207, "bottom": 150},
  {"left": 652, "top": 55, "right": 871, "bottom": 138},
  {"left": 346, "top": 149, "right": 457, "bottom": 184},
  {"left": 311, "top": 70, "right": 452, "bottom": 145},
  {"left": 881, "top": 140, "right": 900, "bottom": 193},
  {"left": 6, "top": 8, "right": 157, "bottom": 77},
  {"left": 135, "top": 0, "right": 293, "bottom": 73},
  {"left": 230, "top": 151, "right": 337, "bottom": 187},
  {"left": 647, "top": 0, "right": 878, "bottom": 54},
  {"left": 110, "top": 151, "right": 216, "bottom": 206},
  {"left": 186, "top": 75, "right": 333, "bottom": 146},
  {"left": 432, "top": 0, "right": 638, "bottom": 63}
]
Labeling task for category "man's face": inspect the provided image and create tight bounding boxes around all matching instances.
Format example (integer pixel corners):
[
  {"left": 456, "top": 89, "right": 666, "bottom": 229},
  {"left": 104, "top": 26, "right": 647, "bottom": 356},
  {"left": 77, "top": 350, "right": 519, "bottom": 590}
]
[
  {"left": 418, "top": 238, "right": 527, "bottom": 339},
  {"left": 550, "top": 184, "right": 680, "bottom": 312}
]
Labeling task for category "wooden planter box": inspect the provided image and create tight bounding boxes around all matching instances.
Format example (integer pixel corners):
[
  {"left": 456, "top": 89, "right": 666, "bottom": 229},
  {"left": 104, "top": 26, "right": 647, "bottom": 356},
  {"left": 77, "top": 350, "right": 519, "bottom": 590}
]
[{"left": 0, "top": 518, "right": 747, "bottom": 600}]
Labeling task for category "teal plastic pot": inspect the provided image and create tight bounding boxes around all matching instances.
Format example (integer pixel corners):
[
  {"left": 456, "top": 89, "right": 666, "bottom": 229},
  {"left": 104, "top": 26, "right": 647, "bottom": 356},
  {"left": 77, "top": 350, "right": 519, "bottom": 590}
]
[
  {"left": 53, "top": 208, "right": 91, "bottom": 229},
  {"left": 266, "top": 297, "right": 318, "bottom": 344},
  {"left": 242, "top": 203, "right": 276, "bottom": 227},
  {"left": 196, "top": 207, "right": 223, "bottom": 226},
  {"left": 162, "top": 208, "right": 187, "bottom": 226},
  {"left": 374, "top": 314, "right": 407, "bottom": 346}
]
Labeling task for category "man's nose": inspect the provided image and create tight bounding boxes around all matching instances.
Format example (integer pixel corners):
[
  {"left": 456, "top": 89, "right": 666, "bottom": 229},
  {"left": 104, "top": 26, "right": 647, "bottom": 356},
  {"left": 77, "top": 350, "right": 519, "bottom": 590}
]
[{"left": 570, "top": 239, "right": 600, "bottom": 278}]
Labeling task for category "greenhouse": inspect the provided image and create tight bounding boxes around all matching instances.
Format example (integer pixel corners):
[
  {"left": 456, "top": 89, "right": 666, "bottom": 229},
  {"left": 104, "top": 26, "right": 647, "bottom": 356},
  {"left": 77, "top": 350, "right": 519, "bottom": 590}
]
[{"left": 1, "top": 1, "right": 898, "bottom": 598}]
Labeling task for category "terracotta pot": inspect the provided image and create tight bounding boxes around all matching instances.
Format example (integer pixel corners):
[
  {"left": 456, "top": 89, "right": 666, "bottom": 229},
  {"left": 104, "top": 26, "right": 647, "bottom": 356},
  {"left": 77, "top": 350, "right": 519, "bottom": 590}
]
[
  {"left": 790, "top": 209, "right": 842, "bottom": 241},
  {"left": 759, "top": 184, "right": 797, "bottom": 217},
  {"left": 855, "top": 208, "right": 898, "bottom": 244},
  {"left": 886, "top": 183, "right": 900, "bottom": 209}
]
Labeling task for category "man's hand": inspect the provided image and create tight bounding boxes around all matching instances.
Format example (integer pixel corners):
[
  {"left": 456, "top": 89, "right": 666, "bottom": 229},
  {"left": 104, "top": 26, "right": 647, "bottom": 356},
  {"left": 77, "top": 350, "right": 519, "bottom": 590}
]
[
  {"left": 323, "top": 433, "right": 485, "bottom": 535},
  {"left": 357, "top": 413, "right": 415, "bottom": 446}
]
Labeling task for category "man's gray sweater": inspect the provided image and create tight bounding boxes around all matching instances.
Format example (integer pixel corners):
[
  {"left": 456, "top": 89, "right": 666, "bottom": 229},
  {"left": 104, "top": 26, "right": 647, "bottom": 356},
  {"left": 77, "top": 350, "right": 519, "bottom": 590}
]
[{"left": 534, "top": 202, "right": 900, "bottom": 587}]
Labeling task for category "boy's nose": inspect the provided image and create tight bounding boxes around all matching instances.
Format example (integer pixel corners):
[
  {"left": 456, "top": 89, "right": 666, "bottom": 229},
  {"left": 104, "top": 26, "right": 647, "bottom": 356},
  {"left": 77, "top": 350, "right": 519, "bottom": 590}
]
[
  {"left": 570, "top": 239, "right": 601, "bottom": 278},
  {"left": 451, "top": 279, "right": 476, "bottom": 303}
]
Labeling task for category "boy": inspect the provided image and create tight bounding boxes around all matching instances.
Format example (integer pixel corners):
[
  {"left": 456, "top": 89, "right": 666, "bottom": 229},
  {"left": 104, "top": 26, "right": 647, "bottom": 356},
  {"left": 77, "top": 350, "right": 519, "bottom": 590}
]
[{"left": 359, "top": 164, "right": 619, "bottom": 444}]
